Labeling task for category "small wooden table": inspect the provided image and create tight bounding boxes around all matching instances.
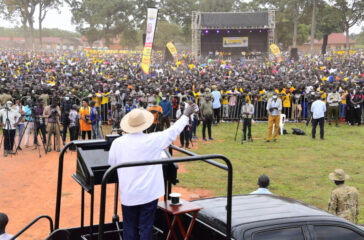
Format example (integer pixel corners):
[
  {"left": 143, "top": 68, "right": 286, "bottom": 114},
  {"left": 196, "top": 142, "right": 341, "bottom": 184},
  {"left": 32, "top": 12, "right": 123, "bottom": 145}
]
[{"left": 158, "top": 200, "right": 203, "bottom": 240}]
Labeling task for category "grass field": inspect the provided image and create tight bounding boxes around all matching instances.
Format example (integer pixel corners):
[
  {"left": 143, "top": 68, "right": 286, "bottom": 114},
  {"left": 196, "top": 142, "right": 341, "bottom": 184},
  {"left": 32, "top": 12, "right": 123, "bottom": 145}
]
[{"left": 176, "top": 122, "right": 364, "bottom": 222}]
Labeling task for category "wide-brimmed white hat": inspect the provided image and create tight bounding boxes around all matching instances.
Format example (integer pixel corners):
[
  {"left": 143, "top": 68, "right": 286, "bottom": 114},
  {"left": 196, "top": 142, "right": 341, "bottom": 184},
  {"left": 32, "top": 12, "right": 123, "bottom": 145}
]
[{"left": 120, "top": 108, "right": 154, "bottom": 133}]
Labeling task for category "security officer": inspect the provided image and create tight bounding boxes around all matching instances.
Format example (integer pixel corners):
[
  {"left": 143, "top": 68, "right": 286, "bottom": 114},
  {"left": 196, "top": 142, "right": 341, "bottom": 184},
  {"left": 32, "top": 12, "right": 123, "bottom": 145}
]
[{"left": 328, "top": 169, "right": 359, "bottom": 223}]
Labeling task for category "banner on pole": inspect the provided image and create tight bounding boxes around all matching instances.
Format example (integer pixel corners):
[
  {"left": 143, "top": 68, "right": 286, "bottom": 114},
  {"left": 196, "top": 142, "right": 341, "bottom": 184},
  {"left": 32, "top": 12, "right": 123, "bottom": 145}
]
[
  {"left": 270, "top": 44, "right": 281, "bottom": 56},
  {"left": 141, "top": 8, "right": 158, "bottom": 75},
  {"left": 166, "top": 41, "right": 178, "bottom": 62}
]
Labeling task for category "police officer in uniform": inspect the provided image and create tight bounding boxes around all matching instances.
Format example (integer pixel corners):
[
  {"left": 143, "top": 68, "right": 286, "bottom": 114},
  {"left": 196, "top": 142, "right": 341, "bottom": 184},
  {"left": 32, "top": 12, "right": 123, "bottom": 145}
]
[{"left": 328, "top": 169, "right": 359, "bottom": 223}]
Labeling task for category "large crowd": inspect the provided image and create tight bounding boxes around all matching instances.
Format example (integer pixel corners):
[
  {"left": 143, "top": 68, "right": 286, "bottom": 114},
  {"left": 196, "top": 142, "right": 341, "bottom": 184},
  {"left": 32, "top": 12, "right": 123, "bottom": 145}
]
[{"left": 0, "top": 48, "right": 363, "bottom": 154}]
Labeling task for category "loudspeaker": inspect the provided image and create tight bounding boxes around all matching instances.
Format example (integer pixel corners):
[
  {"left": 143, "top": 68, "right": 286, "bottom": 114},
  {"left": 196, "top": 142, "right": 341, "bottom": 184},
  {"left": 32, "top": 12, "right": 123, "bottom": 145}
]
[{"left": 290, "top": 48, "right": 298, "bottom": 61}]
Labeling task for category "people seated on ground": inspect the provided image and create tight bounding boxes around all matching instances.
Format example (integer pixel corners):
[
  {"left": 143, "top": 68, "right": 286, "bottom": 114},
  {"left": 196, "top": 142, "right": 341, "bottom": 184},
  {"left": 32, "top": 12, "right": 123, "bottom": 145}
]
[
  {"left": 0, "top": 212, "right": 17, "bottom": 240},
  {"left": 250, "top": 174, "right": 272, "bottom": 195}
]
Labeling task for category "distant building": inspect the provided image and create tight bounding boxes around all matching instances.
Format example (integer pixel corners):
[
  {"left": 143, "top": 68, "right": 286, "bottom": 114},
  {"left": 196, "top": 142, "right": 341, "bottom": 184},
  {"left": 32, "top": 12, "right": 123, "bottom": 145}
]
[{"left": 297, "top": 33, "right": 355, "bottom": 52}]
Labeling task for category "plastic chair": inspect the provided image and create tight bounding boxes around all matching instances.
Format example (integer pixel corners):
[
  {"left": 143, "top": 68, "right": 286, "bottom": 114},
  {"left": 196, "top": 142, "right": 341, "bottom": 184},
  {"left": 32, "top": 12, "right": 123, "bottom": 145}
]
[{"left": 279, "top": 114, "right": 286, "bottom": 135}]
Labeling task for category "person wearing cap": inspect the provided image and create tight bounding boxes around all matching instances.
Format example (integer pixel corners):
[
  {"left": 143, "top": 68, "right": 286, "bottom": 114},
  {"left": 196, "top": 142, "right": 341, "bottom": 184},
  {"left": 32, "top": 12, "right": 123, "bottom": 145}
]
[
  {"left": 0, "top": 101, "right": 22, "bottom": 157},
  {"left": 311, "top": 94, "right": 326, "bottom": 140},
  {"left": 108, "top": 103, "right": 196, "bottom": 240},
  {"left": 266, "top": 92, "right": 282, "bottom": 142},
  {"left": 158, "top": 96, "right": 172, "bottom": 130},
  {"left": 328, "top": 169, "right": 359, "bottom": 223}
]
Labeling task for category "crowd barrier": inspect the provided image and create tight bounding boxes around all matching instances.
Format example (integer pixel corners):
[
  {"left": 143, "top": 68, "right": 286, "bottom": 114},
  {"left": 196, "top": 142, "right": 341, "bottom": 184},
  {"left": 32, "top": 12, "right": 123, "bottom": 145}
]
[
  {"left": 43, "top": 92, "right": 364, "bottom": 126},
  {"left": 76, "top": 94, "right": 352, "bottom": 124}
]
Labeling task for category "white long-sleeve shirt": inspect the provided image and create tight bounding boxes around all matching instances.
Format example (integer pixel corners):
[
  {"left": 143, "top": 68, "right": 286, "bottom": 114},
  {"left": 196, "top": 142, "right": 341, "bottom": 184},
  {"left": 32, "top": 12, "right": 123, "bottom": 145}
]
[
  {"left": 108, "top": 115, "right": 189, "bottom": 206},
  {"left": 311, "top": 100, "right": 326, "bottom": 119}
]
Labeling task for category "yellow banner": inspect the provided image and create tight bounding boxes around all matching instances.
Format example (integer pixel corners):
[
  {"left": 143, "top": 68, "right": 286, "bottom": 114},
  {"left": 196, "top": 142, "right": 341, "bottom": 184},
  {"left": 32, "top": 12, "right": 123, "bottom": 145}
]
[
  {"left": 223, "top": 37, "right": 248, "bottom": 48},
  {"left": 141, "top": 8, "right": 158, "bottom": 75},
  {"left": 270, "top": 44, "right": 281, "bottom": 56},
  {"left": 166, "top": 42, "right": 178, "bottom": 62}
]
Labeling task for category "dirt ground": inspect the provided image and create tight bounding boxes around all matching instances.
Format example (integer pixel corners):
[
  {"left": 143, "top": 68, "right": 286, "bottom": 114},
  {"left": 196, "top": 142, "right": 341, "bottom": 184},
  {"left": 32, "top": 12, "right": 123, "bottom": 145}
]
[{"left": 0, "top": 136, "right": 212, "bottom": 240}]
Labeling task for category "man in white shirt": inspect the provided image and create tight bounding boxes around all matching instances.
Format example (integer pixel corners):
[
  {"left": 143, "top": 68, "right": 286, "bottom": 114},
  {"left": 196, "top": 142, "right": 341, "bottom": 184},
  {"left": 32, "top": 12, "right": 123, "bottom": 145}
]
[
  {"left": 311, "top": 95, "right": 326, "bottom": 140},
  {"left": 211, "top": 85, "right": 221, "bottom": 124},
  {"left": 0, "top": 212, "right": 17, "bottom": 240},
  {"left": 108, "top": 103, "right": 196, "bottom": 240},
  {"left": 250, "top": 175, "right": 272, "bottom": 195},
  {"left": 327, "top": 88, "right": 341, "bottom": 126},
  {"left": 266, "top": 92, "right": 282, "bottom": 142},
  {"left": 0, "top": 101, "right": 22, "bottom": 157}
]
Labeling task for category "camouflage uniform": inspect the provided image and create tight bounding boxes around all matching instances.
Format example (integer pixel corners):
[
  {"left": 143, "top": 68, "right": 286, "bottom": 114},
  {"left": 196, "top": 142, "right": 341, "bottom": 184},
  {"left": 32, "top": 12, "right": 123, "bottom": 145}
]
[{"left": 328, "top": 184, "right": 359, "bottom": 223}]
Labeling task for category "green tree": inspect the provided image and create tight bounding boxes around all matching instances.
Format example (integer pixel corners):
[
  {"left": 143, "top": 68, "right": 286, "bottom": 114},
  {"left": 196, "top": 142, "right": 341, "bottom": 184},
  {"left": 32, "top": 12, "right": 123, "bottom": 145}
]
[
  {"left": 68, "top": 0, "right": 132, "bottom": 47},
  {"left": 38, "top": 0, "right": 62, "bottom": 48},
  {"left": 153, "top": 21, "right": 183, "bottom": 50},
  {"left": 315, "top": 1, "right": 343, "bottom": 53},
  {"left": 331, "top": 0, "right": 364, "bottom": 49}
]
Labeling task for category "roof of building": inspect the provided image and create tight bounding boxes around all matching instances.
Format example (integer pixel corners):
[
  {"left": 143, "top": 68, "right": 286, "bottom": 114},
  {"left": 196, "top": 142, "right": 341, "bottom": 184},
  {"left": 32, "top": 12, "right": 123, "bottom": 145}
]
[
  {"left": 199, "top": 12, "right": 269, "bottom": 29},
  {"left": 306, "top": 33, "right": 355, "bottom": 45}
]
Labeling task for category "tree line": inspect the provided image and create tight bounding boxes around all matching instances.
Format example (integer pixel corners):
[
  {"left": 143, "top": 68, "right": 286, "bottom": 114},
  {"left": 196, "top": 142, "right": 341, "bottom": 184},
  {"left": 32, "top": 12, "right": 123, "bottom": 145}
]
[{"left": 0, "top": 0, "right": 363, "bottom": 51}]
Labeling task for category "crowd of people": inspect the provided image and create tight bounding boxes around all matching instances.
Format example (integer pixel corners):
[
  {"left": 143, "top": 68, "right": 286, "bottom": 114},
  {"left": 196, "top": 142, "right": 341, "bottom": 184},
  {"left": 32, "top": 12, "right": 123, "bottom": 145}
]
[{"left": 0, "top": 48, "right": 363, "bottom": 156}]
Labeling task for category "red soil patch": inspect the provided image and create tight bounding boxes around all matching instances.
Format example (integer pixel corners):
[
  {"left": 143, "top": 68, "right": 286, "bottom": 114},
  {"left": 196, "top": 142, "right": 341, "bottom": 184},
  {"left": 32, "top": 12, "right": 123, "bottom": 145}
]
[{"left": 0, "top": 136, "right": 213, "bottom": 239}]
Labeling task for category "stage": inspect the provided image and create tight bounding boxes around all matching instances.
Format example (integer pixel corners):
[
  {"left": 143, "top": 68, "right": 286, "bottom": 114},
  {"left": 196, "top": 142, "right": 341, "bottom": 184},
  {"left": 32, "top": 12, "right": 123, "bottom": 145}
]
[{"left": 192, "top": 11, "right": 276, "bottom": 58}]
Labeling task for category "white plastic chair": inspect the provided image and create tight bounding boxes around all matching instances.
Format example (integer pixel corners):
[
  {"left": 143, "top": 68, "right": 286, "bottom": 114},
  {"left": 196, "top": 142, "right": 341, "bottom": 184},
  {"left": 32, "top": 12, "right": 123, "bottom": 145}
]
[{"left": 279, "top": 114, "right": 286, "bottom": 135}]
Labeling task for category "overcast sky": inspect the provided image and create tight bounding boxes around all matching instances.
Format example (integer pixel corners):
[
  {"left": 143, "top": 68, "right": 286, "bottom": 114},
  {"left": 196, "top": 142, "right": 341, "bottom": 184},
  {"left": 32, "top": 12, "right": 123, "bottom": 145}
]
[{"left": 0, "top": 5, "right": 363, "bottom": 34}]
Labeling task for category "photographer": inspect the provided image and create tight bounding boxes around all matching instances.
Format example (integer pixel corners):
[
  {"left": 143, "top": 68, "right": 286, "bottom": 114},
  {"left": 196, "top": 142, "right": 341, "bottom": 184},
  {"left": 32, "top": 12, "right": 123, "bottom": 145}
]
[
  {"left": 69, "top": 104, "right": 79, "bottom": 150},
  {"left": 110, "top": 103, "right": 124, "bottom": 134},
  {"left": 90, "top": 100, "right": 103, "bottom": 139},
  {"left": 241, "top": 98, "right": 254, "bottom": 143},
  {"left": 0, "top": 101, "right": 22, "bottom": 157},
  {"left": 33, "top": 100, "right": 47, "bottom": 150},
  {"left": 23, "top": 100, "right": 35, "bottom": 148},
  {"left": 79, "top": 100, "right": 92, "bottom": 140},
  {"left": 61, "top": 95, "right": 73, "bottom": 145},
  {"left": 43, "top": 100, "right": 61, "bottom": 152}
]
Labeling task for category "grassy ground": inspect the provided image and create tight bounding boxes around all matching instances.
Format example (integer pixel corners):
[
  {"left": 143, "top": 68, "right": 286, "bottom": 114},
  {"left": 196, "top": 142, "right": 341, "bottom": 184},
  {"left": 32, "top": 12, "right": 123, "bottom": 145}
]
[{"left": 177, "top": 122, "right": 364, "bottom": 222}]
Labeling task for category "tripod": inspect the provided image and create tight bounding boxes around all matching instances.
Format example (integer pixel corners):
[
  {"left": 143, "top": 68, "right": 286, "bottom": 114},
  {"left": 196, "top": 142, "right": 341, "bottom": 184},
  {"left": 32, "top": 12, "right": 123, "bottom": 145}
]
[{"left": 234, "top": 116, "right": 242, "bottom": 143}]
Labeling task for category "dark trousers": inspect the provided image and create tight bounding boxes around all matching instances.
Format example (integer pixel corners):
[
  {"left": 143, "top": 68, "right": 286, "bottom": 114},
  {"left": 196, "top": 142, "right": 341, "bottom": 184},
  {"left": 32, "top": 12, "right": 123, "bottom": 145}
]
[
  {"left": 81, "top": 130, "right": 91, "bottom": 140},
  {"left": 148, "top": 123, "right": 160, "bottom": 133},
  {"left": 327, "top": 106, "right": 339, "bottom": 125},
  {"left": 121, "top": 199, "right": 158, "bottom": 240},
  {"left": 242, "top": 118, "right": 252, "bottom": 140},
  {"left": 34, "top": 124, "right": 47, "bottom": 145},
  {"left": 69, "top": 126, "right": 78, "bottom": 150},
  {"left": 312, "top": 117, "right": 325, "bottom": 139},
  {"left": 213, "top": 108, "right": 221, "bottom": 124},
  {"left": 62, "top": 122, "right": 69, "bottom": 143},
  {"left": 3, "top": 129, "right": 16, "bottom": 151},
  {"left": 202, "top": 115, "right": 212, "bottom": 139},
  {"left": 351, "top": 108, "right": 362, "bottom": 125},
  {"left": 160, "top": 116, "right": 170, "bottom": 130},
  {"left": 180, "top": 126, "right": 190, "bottom": 147}
]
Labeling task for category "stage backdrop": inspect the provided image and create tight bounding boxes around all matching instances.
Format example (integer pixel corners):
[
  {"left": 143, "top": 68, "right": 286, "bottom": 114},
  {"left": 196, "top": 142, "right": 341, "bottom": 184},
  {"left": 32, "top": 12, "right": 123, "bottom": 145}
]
[{"left": 200, "top": 29, "right": 268, "bottom": 57}]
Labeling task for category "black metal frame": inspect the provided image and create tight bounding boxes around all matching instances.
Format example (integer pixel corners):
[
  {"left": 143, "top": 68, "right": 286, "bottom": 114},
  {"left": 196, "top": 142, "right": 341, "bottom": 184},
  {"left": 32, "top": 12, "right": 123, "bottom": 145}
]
[
  {"left": 54, "top": 142, "right": 233, "bottom": 240},
  {"left": 97, "top": 146, "right": 233, "bottom": 240},
  {"left": 9, "top": 215, "right": 53, "bottom": 240}
]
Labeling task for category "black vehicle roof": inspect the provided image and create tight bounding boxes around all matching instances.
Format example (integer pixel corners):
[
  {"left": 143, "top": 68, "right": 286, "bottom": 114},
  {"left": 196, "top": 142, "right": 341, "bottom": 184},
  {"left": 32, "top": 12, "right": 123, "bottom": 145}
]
[{"left": 193, "top": 194, "right": 342, "bottom": 238}]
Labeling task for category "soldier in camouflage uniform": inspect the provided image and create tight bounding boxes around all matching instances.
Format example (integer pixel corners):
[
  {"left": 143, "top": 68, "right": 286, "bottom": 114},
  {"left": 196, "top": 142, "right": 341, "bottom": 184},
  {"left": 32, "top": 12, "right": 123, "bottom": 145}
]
[{"left": 328, "top": 169, "right": 359, "bottom": 223}]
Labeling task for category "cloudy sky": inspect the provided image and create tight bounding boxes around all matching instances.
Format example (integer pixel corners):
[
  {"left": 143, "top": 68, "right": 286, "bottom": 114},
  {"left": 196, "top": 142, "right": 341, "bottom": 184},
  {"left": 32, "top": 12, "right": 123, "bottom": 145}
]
[{"left": 0, "top": 5, "right": 363, "bottom": 34}]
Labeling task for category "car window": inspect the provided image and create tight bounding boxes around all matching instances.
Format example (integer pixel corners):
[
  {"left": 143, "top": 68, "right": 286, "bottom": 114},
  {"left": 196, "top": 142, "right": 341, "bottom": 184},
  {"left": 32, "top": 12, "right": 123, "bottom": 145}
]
[
  {"left": 314, "top": 226, "right": 364, "bottom": 240},
  {"left": 253, "top": 227, "right": 305, "bottom": 240}
]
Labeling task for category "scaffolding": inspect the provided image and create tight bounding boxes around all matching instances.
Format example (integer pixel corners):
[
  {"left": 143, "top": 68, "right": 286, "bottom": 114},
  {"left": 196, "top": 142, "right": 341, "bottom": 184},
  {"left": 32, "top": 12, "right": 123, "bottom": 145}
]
[{"left": 191, "top": 11, "right": 201, "bottom": 58}]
